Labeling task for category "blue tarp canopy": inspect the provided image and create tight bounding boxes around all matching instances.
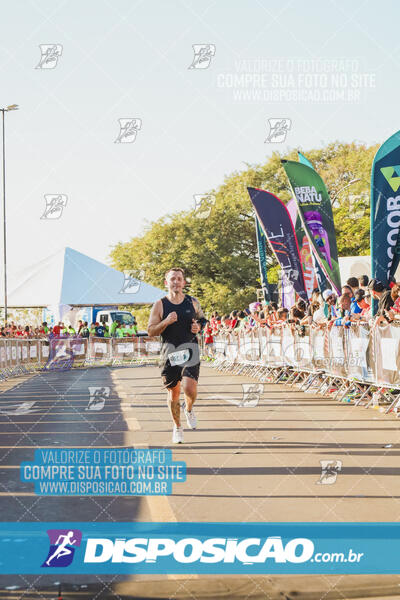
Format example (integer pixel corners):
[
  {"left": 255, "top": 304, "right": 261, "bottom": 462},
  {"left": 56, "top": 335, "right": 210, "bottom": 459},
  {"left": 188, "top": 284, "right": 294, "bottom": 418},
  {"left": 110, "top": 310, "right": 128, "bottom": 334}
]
[{"left": 3, "top": 247, "right": 165, "bottom": 307}]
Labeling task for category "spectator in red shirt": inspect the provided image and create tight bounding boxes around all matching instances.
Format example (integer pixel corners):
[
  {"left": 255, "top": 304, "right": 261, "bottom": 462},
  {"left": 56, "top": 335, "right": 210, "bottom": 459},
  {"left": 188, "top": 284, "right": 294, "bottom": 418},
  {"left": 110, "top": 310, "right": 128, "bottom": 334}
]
[{"left": 203, "top": 321, "right": 214, "bottom": 357}]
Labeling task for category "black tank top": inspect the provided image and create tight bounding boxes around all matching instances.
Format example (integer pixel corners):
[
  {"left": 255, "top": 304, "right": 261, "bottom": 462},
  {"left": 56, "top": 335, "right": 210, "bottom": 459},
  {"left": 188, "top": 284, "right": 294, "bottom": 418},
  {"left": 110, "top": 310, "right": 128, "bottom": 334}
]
[{"left": 161, "top": 294, "right": 197, "bottom": 347}]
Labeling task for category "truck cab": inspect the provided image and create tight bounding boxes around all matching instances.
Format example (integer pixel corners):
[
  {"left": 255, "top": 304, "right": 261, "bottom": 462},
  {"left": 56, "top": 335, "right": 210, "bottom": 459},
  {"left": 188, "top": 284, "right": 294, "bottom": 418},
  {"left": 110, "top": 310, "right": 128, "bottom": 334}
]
[{"left": 96, "top": 310, "right": 134, "bottom": 327}]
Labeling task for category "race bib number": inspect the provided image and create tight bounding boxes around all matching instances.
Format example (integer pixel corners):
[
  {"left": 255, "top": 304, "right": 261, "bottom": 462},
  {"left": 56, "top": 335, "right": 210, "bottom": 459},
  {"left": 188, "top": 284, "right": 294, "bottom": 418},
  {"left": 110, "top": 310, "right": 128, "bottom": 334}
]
[{"left": 169, "top": 349, "right": 190, "bottom": 366}]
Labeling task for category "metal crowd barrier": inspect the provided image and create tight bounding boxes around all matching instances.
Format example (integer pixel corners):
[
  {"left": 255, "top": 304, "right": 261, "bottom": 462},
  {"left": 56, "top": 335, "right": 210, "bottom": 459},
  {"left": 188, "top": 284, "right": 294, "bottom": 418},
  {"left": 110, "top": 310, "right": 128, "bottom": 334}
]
[
  {"left": 206, "top": 323, "right": 400, "bottom": 417},
  {"left": 0, "top": 336, "right": 163, "bottom": 380}
]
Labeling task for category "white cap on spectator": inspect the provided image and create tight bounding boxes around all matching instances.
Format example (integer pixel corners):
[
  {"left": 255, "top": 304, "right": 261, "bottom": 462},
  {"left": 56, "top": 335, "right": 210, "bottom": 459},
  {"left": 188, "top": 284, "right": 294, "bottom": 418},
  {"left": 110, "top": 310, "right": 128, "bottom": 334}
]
[{"left": 322, "top": 289, "right": 334, "bottom": 301}]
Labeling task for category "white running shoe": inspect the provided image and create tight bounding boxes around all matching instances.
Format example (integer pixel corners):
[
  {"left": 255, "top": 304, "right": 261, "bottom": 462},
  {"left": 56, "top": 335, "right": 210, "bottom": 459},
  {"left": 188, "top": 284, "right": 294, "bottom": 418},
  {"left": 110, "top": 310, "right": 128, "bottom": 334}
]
[
  {"left": 184, "top": 406, "right": 197, "bottom": 430},
  {"left": 172, "top": 425, "right": 184, "bottom": 444}
]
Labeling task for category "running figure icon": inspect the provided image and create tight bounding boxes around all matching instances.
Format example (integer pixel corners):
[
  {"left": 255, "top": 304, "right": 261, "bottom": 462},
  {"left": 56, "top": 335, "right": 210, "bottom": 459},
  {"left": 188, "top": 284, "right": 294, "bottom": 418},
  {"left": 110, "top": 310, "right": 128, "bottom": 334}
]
[{"left": 45, "top": 531, "right": 77, "bottom": 566}]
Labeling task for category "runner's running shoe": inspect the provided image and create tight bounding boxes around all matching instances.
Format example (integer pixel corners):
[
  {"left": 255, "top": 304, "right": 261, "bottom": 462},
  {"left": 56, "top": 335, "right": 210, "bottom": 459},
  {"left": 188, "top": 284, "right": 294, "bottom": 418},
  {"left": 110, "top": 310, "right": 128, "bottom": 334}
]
[
  {"left": 184, "top": 407, "right": 197, "bottom": 430},
  {"left": 172, "top": 425, "right": 184, "bottom": 444}
]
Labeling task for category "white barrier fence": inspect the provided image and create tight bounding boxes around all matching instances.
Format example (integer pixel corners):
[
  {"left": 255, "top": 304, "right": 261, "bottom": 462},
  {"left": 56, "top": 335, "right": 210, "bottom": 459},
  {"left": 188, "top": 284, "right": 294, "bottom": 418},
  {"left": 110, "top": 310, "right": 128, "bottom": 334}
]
[
  {"left": 0, "top": 336, "right": 163, "bottom": 380},
  {"left": 208, "top": 324, "right": 400, "bottom": 414}
]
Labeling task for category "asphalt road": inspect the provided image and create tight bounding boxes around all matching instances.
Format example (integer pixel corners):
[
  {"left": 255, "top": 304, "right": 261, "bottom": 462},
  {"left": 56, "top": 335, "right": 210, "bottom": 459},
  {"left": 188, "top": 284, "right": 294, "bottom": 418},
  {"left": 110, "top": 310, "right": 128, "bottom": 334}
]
[{"left": 0, "top": 363, "right": 399, "bottom": 598}]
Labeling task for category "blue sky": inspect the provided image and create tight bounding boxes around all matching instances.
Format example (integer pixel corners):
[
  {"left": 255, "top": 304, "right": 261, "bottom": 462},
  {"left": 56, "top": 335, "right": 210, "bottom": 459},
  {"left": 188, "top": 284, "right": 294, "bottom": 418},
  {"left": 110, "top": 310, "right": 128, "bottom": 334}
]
[{"left": 0, "top": 0, "right": 397, "bottom": 272}]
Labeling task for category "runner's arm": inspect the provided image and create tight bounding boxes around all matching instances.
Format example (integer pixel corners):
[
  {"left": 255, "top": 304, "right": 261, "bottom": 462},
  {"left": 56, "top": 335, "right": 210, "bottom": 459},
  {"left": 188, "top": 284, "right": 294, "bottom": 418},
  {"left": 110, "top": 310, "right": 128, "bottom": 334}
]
[
  {"left": 192, "top": 297, "right": 207, "bottom": 330},
  {"left": 148, "top": 300, "right": 175, "bottom": 336}
]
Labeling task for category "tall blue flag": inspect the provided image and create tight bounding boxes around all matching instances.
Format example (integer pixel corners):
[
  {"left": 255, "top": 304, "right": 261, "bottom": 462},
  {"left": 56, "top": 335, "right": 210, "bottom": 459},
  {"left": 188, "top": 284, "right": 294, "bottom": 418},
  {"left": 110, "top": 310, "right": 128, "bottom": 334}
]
[{"left": 371, "top": 130, "right": 400, "bottom": 288}]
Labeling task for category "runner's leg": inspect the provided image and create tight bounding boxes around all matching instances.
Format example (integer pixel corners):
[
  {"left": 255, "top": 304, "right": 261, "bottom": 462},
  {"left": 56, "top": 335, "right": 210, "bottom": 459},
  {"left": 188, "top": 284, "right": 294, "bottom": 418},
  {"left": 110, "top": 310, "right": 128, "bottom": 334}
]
[
  {"left": 182, "top": 376, "right": 197, "bottom": 412},
  {"left": 167, "top": 381, "right": 181, "bottom": 427}
]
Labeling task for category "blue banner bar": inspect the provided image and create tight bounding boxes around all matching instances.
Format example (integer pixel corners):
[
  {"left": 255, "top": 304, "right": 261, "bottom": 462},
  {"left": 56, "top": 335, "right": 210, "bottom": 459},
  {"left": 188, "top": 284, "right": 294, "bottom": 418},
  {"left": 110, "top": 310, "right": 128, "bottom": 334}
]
[{"left": 0, "top": 522, "right": 399, "bottom": 574}]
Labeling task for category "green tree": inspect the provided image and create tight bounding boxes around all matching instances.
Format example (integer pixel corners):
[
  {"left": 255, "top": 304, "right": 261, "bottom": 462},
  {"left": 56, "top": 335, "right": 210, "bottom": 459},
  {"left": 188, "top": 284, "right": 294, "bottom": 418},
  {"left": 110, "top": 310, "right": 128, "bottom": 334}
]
[{"left": 111, "top": 141, "right": 376, "bottom": 314}]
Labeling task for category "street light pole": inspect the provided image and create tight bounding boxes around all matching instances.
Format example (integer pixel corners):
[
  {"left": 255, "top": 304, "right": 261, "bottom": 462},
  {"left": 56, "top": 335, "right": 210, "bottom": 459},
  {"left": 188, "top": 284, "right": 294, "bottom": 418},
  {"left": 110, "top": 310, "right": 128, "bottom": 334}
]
[{"left": 0, "top": 104, "right": 18, "bottom": 324}]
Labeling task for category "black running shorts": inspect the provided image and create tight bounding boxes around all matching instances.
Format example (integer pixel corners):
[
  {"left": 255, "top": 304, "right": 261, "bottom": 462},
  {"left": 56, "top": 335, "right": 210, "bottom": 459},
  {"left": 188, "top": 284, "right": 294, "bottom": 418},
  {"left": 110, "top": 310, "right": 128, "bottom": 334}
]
[
  {"left": 161, "top": 362, "right": 200, "bottom": 389},
  {"left": 160, "top": 344, "right": 200, "bottom": 389}
]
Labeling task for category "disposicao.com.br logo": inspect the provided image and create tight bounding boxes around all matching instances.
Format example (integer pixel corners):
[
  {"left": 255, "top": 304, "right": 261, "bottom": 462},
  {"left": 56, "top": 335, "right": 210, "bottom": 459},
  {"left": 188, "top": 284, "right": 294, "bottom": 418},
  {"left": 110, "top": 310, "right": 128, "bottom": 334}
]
[
  {"left": 42, "top": 534, "right": 363, "bottom": 570},
  {"left": 0, "top": 522, "right": 382, "bottom": 574},
  {"left": 84, "top": 535, "right": 313, "bottom": 564}
]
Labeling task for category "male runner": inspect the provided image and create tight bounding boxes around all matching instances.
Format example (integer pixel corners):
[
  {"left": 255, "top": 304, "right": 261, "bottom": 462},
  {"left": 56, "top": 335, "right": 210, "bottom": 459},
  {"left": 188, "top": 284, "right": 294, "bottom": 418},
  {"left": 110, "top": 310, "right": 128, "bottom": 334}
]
[{"left": 148, "top": 268, "right": 206, "bottom": 443}]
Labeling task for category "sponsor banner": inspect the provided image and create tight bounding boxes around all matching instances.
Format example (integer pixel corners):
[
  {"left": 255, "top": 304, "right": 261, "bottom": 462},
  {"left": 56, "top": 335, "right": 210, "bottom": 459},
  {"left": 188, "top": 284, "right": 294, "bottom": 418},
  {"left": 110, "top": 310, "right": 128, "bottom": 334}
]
[
  {"left": 255, "top": 216, "right": 271, "bottom": 302},
  {"left": 248, "top": 187, "right": 308, "bottom": 302},
  {"left": 294, "top": 154, "right": 333, "bottom": 294},
  {"left": 282, "top": 159, "right": 341, "bottom": 295},
  {"left": 370, "top": 130, "right": 400, "bottom": 290},
  {"left": 0, "top": 522, "right": 399, "bottom": 574},
  {"left": 287, "top": 198, "right": 320, "bottom": 298}
]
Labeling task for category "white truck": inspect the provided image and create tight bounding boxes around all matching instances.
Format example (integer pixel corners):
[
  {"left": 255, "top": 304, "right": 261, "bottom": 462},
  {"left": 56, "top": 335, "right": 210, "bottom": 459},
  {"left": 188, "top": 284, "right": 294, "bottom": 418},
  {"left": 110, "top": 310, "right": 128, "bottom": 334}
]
[{"left": 75, "top": 307, "right": 146, "bottom": 333}]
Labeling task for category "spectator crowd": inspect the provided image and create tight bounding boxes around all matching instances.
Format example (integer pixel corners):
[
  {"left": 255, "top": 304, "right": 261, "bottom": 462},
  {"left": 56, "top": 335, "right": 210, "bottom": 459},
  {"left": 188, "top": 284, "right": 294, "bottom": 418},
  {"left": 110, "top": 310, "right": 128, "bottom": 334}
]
[
  {"left": 0, "top": 318, "right": 139, "bottom": 339},
  {"left": 202, "top": 275, "right": 400, "bottom": 347}
]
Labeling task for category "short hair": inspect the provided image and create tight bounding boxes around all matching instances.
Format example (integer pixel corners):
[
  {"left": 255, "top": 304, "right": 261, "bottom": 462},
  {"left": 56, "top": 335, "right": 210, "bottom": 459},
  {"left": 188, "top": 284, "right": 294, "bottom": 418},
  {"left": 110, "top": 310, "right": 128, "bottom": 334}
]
[
  {"left": 342, "top": 285, "right": 353, "bottom": 296},
  {"left": 277, "top": 307, "right": 289, "bottom": 318},
  {"left": 391, "top": 283, "right": 400, "bottom": 301},
  {"left": 291, "top": 307, "right": 304, "bottom": 319},
  {"left": 296, "top": 299, "right": 307, "bottom": 311},
  {"left": 358, "top": 275, "right": 369, "bottom": 287},
  {"left": 347, "top": 276, "right": 359, "bottom": 289},
  {"left": 165, "top": 267, "right": 185, "bottom": 279},
  {"left": 354, "top": 289, "right": 365, "bottom": 302},
  {"left": 368, "top": 278, "right": 385, "bottom": 293}
]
